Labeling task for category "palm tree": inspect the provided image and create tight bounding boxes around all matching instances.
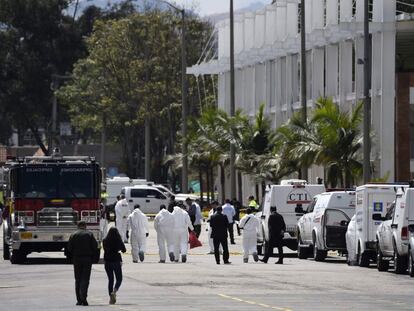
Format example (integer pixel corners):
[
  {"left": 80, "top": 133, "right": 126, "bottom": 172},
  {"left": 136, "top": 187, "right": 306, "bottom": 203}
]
[{"left": 277, "top": 97, "right": 363, "bottom": 188}]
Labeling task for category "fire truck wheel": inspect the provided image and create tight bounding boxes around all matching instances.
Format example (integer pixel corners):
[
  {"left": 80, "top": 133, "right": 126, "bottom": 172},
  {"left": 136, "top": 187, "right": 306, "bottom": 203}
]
[
  {"left": 3, "top": 238, "right": 10, "bottom": 260},
  {"left": 10, "top": 249, "right": 26, "bottom": 264}
]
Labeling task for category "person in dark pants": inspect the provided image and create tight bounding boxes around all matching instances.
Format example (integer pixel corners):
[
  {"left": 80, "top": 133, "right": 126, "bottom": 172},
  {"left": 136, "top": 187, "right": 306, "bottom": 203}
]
[
  {"left": 67, "top": 221, "right": 99, "bottom": 306},
  {"left": 103, "top": 227, "right": 126, "bottom": 305},
  {"left": 210, "top": 206, "right": 231, "bottom": 264},
  {"left": 260, "top": 206, "right": 286, "bottom": 264},
  {"left": 222, "top": 199, "right": 236, "bottom": 244},
  {"left": 232, "top": 198, "right": 242, "bottom": 236}
]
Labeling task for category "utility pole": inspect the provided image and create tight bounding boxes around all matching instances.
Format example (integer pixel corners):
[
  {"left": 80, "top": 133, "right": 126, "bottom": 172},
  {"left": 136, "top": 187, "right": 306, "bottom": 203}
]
[
  {"left": 229, "top": 0, "right": 236, "bottom": 199},
  {"left": 300, "top": 0, "right": 308, "bottom": 181},
  {"left": 363, "top": 0, "right": 371, "bottom": 183},
  {"left": 100, "top": 114, "right": 106, "bottom": 168},
  {"left": 180, "top": 8, "right": 188, "bottom": 193}
]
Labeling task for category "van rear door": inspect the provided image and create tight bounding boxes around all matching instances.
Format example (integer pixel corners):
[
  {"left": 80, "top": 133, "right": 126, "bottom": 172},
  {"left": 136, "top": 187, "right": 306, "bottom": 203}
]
[{"left": 322, "top": 208, "right": 350, "bottom": 249}]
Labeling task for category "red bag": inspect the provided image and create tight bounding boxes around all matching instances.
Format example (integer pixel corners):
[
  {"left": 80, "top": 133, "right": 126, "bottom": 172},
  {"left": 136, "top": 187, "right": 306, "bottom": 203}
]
[{"left": 189, "top": 231, "right": 202, "bottom": 249}]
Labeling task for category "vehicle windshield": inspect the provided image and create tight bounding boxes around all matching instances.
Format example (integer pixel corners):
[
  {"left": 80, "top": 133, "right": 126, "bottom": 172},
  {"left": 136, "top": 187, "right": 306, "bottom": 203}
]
[{"left": 15, "top": 165, "right": 97, "bottom": 199}]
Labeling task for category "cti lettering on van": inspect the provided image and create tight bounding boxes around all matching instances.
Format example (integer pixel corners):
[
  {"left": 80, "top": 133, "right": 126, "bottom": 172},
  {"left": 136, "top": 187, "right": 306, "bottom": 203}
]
[{"left": 287, "top": 189, "right": 311, "bottom": 204}]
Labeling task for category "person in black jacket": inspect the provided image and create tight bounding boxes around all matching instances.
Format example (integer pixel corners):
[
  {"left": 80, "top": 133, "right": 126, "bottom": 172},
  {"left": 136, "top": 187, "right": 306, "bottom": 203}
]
[
  {"left": 210, "top": 206, "right": 231, "bottom": 264},
  {"left": 67, "top": 221, "right": 99, "bottom": 306},
  {"left": 103, "top": 227, "right": 126, "bottom": 304},
  {"left": 260, "top": 206, "right": 286, "bottom": 264}
]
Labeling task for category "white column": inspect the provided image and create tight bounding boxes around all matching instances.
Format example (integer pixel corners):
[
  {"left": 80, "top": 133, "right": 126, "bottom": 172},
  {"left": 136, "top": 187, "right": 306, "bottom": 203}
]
[
  {"left": 377, "top": 0, "right": 396, "bottom": 180},
  {"left": 326, "top": 0, "right": 339, "bottom": 26},
  {"left": 325, "top": 45, "right": 339, "bottom": 98},
  {"left": 235, "top": 15, "right": 245, "bottom": 55},
  {"left": 265, "top": 4, "right": 277, "bottom": 46},
  {"left": 244, "top": 12, "right": 255, "bottom": 52},
  {"left": 339, "top": 40, "right": 353, "bottom": 109},
  {"left": 286, "top": 2, "right": 298, "bottom": 37},
  {"left": 255, "top": 63, "right": 266, "bottom": 114},
  {"left": 254, "top": 10, "right": 266, "bottom": 50},
  {"left": 276, "top": 1, "right": 287, "bottom": 41},
  {"left": 285, "top": 55, "right": 294, "bottom": 122},
  {"left": 312, "top": 0, "right": 324, "bottom": 30},
  {"left": 312, "top": 48, "right": 325, "bottom": 100},
  {"left": 339, "top": 0, "right": 353, "bottom": 22}
]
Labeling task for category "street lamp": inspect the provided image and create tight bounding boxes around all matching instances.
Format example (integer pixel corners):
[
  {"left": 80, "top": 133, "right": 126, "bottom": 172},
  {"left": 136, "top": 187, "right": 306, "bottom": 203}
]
[
  {"left": 161, "top": 1, "right": 188, "bottom": 193},
  {"left": 300, "top": 0, "right": 308, "bottom": 181}
]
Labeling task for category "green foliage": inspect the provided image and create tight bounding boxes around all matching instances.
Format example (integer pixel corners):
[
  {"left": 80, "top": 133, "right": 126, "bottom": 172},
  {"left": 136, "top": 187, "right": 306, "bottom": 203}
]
[
  {"left": 58, "top": 9, "right": 213, "bottom": 179},
  {"left": 277, "top": 98, "right": 363, "bottom": 187}
]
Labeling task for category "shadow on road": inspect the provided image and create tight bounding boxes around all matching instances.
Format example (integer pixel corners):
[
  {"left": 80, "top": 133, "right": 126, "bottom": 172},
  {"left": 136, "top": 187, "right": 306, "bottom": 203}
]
[{"left": 17, "top": 257, "right": 105, "bottom": 265}]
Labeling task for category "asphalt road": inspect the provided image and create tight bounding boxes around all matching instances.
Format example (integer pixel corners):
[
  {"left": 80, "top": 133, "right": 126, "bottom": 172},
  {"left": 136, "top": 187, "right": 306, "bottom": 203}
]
[{"left": 1, "top": 221, "right": 414, "bottom": 311}]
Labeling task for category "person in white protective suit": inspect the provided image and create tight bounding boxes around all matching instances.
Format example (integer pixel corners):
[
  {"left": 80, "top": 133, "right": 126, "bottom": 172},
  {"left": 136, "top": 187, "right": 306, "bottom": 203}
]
[
  {"left": 154, "top": 204, "right": 175, "bottom": 263},
  {"left": 127, "top": 204, "right": 149, "bottom": 263},
  {"left": 239, "top": 207, "right": 260, "bottom": 263},
  {"left": 171, "top": 204, "right": 194, "bottom": 263},
  {"left": 115, "top": 195, "right": 131, "bottom": 243}
]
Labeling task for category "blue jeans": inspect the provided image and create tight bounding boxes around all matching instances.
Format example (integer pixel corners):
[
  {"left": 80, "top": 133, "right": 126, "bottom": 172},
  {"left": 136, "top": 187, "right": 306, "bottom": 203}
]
[{"left": 104, "top": 261, "right": 123, "bottom": 295}]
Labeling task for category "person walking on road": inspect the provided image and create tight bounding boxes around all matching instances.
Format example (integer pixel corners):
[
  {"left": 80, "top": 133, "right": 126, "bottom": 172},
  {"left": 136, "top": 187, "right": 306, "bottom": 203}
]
[
  {"left": 248, "top": 195, "right": 259, "bottom": 211},
  {"left": 171, "top": 205, "right": 194, "bottom": 263},
  {"left": 239, "top": 208, "right": 260, "bottom": 263},
  {"left": 186, "top": 198, "right": 203, "bottom": 238},
  {"left": 210, "top": 206, "right": 231, "bottom": 264},
  {"left": 232, "top": 198, "right": 242, "bottom": 236},
  {"left": 115, "top": 195, "right": 131, "bottom": 243},
  {"left": 154, "top": 204, "right": 175, "bottom": 263},
  {"left": 127, "top": 204, "right": 149, "bottom": 263},
  {"left": 206, "top": 201, "right": 219, "bottom": 254},
  {"left": 222, "top": 199, "right": 236, "bottom": 244},
  {"left": 260, "top": 206, "right": 286, "bottom": 264},
  {"left": 103, "top": 227, "right": 126, "bottom": 305},
  {"left": 67, "top": 221, "right": 98, "bottom": 306}
]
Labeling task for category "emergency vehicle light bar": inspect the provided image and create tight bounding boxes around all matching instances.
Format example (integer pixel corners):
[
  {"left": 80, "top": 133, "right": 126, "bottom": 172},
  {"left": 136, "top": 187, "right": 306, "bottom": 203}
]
[{"left": 15, "top": 156, "right": 96, "bottom": 163}]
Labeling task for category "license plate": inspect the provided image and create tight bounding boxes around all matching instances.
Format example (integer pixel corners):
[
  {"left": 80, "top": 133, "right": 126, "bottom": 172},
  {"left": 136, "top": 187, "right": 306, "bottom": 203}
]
[
  {"left": 20, "top": 232, "right": 33, "bottom": 240},
  {"left": 53, "top": 235, "right": 64, "bottom": 241}
]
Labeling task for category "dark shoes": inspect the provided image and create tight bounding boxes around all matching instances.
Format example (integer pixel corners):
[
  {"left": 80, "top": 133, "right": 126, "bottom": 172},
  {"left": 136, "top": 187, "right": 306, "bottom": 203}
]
[
  {"left": 181, "top": 255, "right": 187, "bottom": 263},
  {"left": 259, "top": 259, "right": 268, "bottom": 263},
  {"left": 139, "top": 251, "right": 145, "bottom": 262},
  {"left": 224, "top": 261, "right": 231, "bottom": 264},
  {"left": 231, "top": 241, "right": 236, "bottom": 245},
  {"left": 275, "top": 261, "right": 283, "bottom": 264},
  {"left": 76, "top": 300, "right": 88, "bottom": 306},
  {"left": 169, "top": 252, "right": 175, "bottom": 262},
  {"left": 253, "top": 253, "right": 259, "bottom": 262}
]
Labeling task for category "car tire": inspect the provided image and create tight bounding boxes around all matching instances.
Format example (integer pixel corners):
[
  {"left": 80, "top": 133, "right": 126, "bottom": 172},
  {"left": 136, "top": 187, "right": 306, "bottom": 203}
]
[
  {"left": 298, "top": 244, "right": 309, "bottom": 259},
  {"left": 357, "top": 246, "right": 370, "bottom": 267},
  {"left": 10, "top": 249, "right": 26, "bottom": 264},
  {"left": 394, "top": 250, "right": 408, "bottom": 274},
  {"left": 313, "top": 245, "right": 327, "bottom": 262},
  {"left": 3, "top": 237, "right": 10, "bottom": 260},
  {"left": 376, "top": 244, "right": 389, "bottom": 272},
  {"left": 408, "top": 250, "right": 414, "bottom": 278}
]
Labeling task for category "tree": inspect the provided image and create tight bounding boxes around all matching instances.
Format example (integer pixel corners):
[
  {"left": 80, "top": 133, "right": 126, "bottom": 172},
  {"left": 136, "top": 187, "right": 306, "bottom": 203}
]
[
  {"left": 278, "top": 98, "right": 363, "bottom": 188},
  {"left": 58, "top": 9, "right": 214, "bottom": 180}
]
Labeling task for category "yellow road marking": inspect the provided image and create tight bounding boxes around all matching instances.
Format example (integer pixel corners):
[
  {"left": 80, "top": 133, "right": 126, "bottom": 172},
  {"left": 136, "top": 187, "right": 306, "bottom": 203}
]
[{"left": 218, "top": 294, "right": 292, "bottom": 311}]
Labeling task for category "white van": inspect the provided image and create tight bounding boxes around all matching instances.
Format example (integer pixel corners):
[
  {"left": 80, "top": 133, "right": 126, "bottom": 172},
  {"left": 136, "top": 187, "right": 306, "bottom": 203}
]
[
  {"left": 297, "top": 191, "right": 355, "bottom": 261},
  {"left": 123, "top": 185, "right": 169, "bottom": 215},
  {"left": 346, "top": 183, "right": 407, "bottom": 267},
  {"left": 257, "top": 180, "right": 325, "bottom": 252},
  {"left": 376, "top": 185, "right": 414, "bottom": 273}
]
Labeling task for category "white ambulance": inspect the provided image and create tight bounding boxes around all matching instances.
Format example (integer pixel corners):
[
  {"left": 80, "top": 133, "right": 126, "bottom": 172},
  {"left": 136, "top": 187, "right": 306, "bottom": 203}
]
[
  {"left": 257, "top": 179, "right": 325, "bottom": 253},
  {"left": 346, "top": 183, "right": 407, "bottom": 267},
  {"left": 375, "top": 184, "right": 414, "bottom": 274}
]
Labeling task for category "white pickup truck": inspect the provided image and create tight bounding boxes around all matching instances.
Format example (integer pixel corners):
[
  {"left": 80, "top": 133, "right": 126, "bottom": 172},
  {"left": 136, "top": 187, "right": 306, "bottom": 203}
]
[
  {"left": 376, "top": 185, "right": 414, "bottom": 274},
  {"left": 297, "top": 191, "right": 355, "bottom": 261}
]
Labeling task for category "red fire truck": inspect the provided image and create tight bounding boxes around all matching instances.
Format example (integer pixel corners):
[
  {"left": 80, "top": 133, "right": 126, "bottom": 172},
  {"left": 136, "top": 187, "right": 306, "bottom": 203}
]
[{"left": 2, "top": 152, "right": 102, "bottom": 264}]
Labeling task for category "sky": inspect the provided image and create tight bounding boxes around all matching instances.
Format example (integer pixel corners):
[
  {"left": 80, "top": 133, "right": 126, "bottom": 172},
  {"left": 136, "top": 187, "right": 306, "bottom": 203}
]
[{"left": 173, "top": 0, "right": 268, "bottom": 16}]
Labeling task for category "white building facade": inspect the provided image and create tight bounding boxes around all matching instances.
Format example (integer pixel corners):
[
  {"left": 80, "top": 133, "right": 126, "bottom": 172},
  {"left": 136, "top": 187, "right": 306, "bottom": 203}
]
[{"left": 189, "top": 0, "right": 414, "bottom": 200}]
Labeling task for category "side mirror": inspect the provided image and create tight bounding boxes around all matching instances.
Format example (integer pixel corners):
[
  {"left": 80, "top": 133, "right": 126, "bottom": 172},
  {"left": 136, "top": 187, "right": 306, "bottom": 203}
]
[
  {"left": 408, "top": 224, "right": 414, "bottom": 233},
  {"left": 340, "top": 220, "right": 349, "bottom": 227},
  {"left": 372, "top": 213, "right": 383, "bottom": 221},
  {"left": 128, "top": 199, "right": 133, "bottom": 203}
]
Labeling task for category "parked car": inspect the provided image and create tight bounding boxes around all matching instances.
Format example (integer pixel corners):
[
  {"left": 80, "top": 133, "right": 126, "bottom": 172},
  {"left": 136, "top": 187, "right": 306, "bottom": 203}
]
[
  {"left": 375, "top": 185, "right": 414, "bottom": 274},
  {"left": 122, "top": 185, "right": 169, "bottom": 215},
  {"left": 408, "top": 224, "right": 414, "bottom": 277},
  {"left": 297, "top": 191, "right": 355, "bottom": 261},
  {"left": 346, "top": 183, "right": 406, "bottom": 267}
]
